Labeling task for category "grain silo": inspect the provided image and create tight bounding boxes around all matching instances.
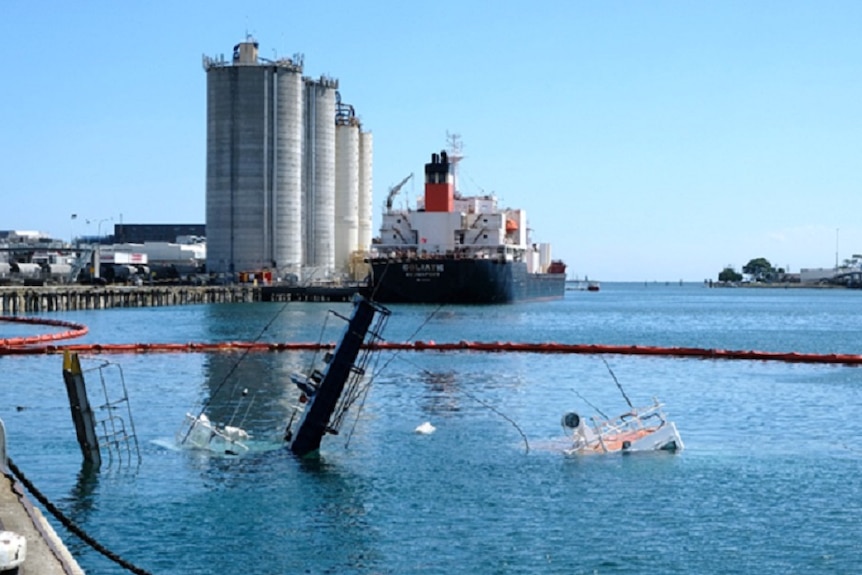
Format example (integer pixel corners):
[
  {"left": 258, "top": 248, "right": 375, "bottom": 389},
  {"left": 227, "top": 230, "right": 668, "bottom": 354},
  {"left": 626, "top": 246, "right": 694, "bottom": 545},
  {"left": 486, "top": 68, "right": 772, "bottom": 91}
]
[
  {"left": 203, "top": 37, "right": 304, "bottom": 278},
  {"left": 357, "top": 130, "right": 374, "bottom": 251},
  {"left": 334, "top": 94, "right": 360, "bottom": 272},
  {"left": 303, "top": 77, "right": 337, "bottom": 277}
]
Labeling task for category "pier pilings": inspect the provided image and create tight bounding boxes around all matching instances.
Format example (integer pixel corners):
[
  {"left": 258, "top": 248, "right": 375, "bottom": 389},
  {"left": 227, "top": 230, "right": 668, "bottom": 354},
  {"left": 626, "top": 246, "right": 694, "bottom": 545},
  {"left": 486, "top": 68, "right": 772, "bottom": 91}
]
[
  {"left": 0, "top": 284, "right": 365, "bottom": 313},
  {"left": 0, "top": 285, "right": 258, "bottom": 314}
]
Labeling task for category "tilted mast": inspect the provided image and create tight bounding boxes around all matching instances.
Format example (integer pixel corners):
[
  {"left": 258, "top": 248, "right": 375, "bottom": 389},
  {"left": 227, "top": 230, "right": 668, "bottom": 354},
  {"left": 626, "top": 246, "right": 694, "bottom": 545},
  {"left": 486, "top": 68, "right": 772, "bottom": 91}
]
[{"left": 286, "top": 295, "right": 390, "bottom": 458}]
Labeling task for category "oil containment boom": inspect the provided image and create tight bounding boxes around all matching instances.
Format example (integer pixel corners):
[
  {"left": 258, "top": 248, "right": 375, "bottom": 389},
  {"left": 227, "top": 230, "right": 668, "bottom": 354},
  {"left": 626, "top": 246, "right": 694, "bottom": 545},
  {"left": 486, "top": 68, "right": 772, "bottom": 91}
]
[{"left": 287, "top": 295, "right": 390, "bottom": 458}]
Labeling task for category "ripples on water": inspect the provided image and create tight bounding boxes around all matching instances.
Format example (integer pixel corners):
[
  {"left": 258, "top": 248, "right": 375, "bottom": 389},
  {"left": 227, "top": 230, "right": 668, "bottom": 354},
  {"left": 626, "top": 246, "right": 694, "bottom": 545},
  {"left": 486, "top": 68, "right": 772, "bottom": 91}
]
[{"left": 1, "top": 283, "right": 861, "bottom": 573}]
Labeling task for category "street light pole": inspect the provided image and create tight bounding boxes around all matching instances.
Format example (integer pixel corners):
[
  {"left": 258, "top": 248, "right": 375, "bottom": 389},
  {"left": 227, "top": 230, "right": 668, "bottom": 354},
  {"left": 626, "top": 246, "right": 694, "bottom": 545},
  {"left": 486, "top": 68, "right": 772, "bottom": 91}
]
[
  {"left": 835, "top": 228, "right": 840, "bottom": 271},
  {"left": 94, "top": 218, "right": 112, "bottom": 280},
  {"left": 69, "top": 213, "right": 78, "bottom": 246}
]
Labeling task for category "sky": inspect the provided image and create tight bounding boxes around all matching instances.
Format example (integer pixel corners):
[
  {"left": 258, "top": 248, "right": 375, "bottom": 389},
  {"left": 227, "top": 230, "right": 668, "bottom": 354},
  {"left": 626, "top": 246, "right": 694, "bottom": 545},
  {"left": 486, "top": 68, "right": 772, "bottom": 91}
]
[{"left": 2, "top": 1, "right": 860, "bottom": 281}]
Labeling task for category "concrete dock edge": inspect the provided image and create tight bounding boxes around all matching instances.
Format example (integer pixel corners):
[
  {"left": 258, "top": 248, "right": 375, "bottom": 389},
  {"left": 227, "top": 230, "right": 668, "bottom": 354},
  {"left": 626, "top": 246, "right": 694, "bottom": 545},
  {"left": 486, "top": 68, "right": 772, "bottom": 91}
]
[{"left": 1, "top": 418, "right": 86, "bottom": 574}]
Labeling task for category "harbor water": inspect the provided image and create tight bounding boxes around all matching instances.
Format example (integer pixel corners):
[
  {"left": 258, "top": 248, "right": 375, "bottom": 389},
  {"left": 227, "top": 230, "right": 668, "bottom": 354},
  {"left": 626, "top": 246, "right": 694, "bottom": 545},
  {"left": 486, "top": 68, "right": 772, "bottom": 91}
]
[{"left": 2, "top": 283, "right": 862, "bottom": 574}]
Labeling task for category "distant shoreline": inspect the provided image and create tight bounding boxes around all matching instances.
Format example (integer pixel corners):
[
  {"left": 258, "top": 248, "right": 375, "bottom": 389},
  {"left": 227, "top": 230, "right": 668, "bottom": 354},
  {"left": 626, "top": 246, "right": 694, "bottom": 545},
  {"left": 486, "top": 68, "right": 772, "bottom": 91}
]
[{"left": 710, "top": 282, "right": 845, "bottom": 289}]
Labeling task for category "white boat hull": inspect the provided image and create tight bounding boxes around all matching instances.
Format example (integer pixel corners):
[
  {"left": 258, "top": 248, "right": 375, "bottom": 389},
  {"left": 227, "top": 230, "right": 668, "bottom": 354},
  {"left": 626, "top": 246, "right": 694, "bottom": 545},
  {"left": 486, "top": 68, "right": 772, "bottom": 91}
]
[
  {"left": 176, "top": 413, "right": 249, "bottom": 455},
  {"left": 622, "top": 422, "right": 683, "bottom": 453}
]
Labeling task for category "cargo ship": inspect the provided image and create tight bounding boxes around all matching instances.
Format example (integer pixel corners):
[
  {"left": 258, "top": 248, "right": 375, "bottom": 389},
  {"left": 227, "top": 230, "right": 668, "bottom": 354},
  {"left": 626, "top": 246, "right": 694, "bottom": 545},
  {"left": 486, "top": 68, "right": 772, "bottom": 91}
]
[{"left": 366, "top": 140, "right": 566, "bottom": 304}]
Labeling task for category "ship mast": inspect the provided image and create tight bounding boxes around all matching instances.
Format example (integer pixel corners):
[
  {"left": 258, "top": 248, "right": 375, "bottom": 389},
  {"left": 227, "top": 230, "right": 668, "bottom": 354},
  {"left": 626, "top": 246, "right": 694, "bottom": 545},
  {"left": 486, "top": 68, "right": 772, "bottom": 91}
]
[{"left": 446, "top": 132, "right": 464, "bottom": 197}]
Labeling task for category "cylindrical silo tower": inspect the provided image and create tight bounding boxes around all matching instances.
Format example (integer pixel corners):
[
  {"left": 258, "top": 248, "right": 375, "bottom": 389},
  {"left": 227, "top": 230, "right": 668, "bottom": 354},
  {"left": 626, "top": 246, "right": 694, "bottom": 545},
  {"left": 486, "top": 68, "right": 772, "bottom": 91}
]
[
  {"left": 272, "top": 65, "right": 304, "bottom": 281},
  {"left": 334, "top": 94, "right": 360, "bottom": 273},
  {"left": 302, "top": 77, "right": 337, "bottom": 277},
  {"left": 203, "top": 37, "right": 304, "bottom": 278},
  {"left": 357, "top": 130, "right": 374, "bottom": 251}
]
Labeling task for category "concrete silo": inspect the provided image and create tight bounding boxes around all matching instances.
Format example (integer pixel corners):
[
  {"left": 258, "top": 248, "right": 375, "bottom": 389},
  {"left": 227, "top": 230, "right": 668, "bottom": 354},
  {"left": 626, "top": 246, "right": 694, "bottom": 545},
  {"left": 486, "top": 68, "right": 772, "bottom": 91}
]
[
  {"left": 357, "top": 130, "right": 374, "bottom": 251},
  {"left": 203, "top": 38, "right": 304, "bottom": 278},
  {"left": 334, "top": 94, "right": 360, "bottom": 273},
  {"left": 302, "top": 77, "right": 337, "bottom": 277},
  {"left": 272, "top": 61, "right": 304, "bottom": 280}
]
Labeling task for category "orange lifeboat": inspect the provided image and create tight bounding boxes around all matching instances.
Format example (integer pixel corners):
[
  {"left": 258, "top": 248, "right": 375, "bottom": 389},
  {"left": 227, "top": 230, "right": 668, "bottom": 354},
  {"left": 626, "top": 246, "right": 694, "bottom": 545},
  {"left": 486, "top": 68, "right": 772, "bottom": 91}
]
[{"left": 506, "top": 218, "right": 518, "bottom": 233}]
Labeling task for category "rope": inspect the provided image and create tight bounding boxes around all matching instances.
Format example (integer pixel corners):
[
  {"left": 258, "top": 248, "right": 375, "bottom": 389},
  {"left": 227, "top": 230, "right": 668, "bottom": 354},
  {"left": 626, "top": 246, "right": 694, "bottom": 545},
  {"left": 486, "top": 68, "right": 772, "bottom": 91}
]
[
  {"left": 601, "top": 356, "right": 633, "bottom": 409},
  {"left": 399, "top": 358, "right": 531, "bottom": 454},
  {"left": 573, "top": 389, "right": 609, "bottom": 420},
  {"left": 342, "top": 338, "right": 389, "bottom": 449},
  {"left": 6, "top": 457, "right": 153, "bottom": 575},
  {"left": 370, "top": 302, "right": 530, "bottom": 453},
  {"left": 456, "top": 382, "right": 531, "bottom": 454},
  {"left": 371, "top": 302, "right": 445, "bottom": 379}
]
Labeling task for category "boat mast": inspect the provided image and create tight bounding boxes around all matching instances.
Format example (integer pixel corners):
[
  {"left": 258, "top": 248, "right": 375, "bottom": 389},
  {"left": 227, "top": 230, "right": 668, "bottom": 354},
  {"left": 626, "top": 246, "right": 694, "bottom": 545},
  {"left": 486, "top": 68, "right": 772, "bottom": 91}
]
[{"left": 287, "top": 296, "right": 390, "bottom": 458}]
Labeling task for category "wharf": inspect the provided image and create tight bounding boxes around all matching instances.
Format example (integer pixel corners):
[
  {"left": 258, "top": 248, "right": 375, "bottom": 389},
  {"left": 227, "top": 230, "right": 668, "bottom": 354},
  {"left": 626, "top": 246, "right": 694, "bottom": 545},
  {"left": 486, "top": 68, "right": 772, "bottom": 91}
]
[
  {"left": 1, "top": 419, "right": 85, "bottom": 574},
  {"left": 259, "top": 284, "right": 364, "bottom": 303},
  {"left": 0, "top": 284, "right": 364, "bottom": 313}
]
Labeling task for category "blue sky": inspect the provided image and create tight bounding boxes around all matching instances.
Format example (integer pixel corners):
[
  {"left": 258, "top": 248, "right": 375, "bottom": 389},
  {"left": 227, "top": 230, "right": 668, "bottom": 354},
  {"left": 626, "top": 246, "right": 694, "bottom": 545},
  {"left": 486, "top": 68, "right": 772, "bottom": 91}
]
[{"left": 2, "top": 1, "right": 860, "bottom": 281}]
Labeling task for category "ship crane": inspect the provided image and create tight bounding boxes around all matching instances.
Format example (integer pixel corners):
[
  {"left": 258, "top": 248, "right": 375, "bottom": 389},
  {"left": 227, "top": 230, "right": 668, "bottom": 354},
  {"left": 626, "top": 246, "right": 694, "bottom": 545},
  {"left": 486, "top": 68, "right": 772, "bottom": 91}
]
[{"left": 385, "top": 172, "right": 414, "bottom": 210}]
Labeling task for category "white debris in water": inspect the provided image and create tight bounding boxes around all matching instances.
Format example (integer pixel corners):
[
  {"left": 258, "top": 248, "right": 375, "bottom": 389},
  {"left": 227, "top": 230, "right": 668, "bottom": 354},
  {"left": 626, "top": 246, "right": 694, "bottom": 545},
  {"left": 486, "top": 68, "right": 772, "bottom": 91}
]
[{"left": 414, "top": 421, "right": 436, "bottom": 435}]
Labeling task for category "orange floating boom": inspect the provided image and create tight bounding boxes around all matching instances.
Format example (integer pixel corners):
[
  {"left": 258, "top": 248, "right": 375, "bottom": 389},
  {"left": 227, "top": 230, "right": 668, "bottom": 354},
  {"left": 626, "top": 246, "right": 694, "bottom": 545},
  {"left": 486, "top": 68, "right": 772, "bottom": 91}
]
[
  {"left": 2, "top": 335, "right": 862, "bottom": 365},
  {"left": 0, "top": 315, "right": 88, "bottom": 347}
]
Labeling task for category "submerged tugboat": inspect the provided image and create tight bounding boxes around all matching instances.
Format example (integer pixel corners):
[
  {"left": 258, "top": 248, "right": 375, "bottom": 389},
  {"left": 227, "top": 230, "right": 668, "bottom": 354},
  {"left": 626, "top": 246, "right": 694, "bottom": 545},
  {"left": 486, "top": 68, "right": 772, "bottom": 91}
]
[{"left": 367, "top": 137, "right": 566, "bottom": 304}]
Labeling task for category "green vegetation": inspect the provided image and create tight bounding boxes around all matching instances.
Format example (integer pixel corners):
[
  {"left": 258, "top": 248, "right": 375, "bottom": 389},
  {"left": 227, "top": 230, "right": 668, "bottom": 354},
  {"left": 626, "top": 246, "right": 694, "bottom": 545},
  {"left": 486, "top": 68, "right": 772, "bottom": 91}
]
[
  {"left": 718, "top": 257, "right": 790, "bottom": 283},
  {"left": 742, "top": 257, "right": 774, "bottom": 278},
  {"left": 718, "top": 267, "right": 743, "bottom": 282}
]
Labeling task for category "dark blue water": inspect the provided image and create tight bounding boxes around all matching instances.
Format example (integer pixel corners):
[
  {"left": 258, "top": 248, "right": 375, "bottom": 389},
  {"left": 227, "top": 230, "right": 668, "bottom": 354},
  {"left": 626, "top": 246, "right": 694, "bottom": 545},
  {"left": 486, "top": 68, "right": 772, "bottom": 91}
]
[{"left": 2, "top": 283, "right": 862, "bottom": 574}]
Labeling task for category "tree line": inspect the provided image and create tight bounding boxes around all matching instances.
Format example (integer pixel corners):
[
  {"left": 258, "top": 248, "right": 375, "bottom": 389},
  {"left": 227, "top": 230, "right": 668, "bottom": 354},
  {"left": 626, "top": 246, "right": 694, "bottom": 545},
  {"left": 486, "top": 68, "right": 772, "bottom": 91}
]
[{"left": 718, "top": 258, "right": 783, "bottom": 282}]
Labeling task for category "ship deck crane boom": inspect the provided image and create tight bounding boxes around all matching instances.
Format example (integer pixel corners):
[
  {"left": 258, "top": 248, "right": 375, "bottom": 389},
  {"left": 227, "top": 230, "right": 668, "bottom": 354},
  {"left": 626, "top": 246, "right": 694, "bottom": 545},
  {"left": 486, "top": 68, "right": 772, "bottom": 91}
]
[{"left": 385, "top": 173, "right": 414, "bottom": 210}]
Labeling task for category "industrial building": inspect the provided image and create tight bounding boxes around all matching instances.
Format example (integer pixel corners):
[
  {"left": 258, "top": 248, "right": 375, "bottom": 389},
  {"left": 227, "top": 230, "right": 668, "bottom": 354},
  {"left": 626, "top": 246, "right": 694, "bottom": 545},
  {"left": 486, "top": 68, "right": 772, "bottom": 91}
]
[
  {"left": 113, "top": 224, "right": 205, "bottom": 244},
  {"left": 203, "top": 37, "right": 373, "bottom": 283}
]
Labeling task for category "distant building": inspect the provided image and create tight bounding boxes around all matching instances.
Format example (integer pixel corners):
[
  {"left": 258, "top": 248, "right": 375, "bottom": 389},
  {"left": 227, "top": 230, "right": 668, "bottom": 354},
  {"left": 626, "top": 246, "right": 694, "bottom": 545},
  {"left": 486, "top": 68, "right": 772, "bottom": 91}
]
[
  {"left": 0, "top": 230, "right": 52, "bottom": 243},
  {"left": 114, "top": 224, "right": 205, "bottom": 244},
  {"left": 801, "top": 263, "right": 862, "bottom": 285}
]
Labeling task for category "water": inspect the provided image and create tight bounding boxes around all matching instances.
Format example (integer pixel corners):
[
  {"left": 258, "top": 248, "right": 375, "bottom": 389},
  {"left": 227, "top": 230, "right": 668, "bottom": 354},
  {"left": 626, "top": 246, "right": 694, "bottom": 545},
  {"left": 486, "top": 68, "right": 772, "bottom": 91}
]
[{"left": 2, "top": 283, "right": 862, "bottom": 574}]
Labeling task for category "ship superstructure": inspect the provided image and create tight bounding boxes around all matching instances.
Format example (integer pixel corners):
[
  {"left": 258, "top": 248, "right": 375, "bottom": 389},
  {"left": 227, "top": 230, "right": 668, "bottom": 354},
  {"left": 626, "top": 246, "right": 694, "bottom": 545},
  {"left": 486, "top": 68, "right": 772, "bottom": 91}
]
[{"left": 367, "top": 139, "right": 566, "bottom": 303}]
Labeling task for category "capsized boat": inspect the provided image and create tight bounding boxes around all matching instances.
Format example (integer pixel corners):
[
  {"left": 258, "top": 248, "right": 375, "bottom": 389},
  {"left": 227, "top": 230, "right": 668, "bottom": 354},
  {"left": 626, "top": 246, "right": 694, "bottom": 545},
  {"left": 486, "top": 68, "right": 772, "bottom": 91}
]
[
  {"left": 176, "top": 412, "right": 250, "bottom": 455},
  {"left": 561, "top": 398, "right": 683, "bottom": 454}
]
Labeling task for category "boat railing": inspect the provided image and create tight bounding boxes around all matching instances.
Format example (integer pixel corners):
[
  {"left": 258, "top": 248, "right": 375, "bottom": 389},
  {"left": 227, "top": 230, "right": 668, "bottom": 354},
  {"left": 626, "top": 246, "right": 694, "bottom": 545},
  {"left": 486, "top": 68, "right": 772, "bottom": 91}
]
[
  {"left": 567, "top": 397, "right": 681, "bottom": 454},
  {"left": 589, "top": 401, "right": 668, "bottom": 441}
]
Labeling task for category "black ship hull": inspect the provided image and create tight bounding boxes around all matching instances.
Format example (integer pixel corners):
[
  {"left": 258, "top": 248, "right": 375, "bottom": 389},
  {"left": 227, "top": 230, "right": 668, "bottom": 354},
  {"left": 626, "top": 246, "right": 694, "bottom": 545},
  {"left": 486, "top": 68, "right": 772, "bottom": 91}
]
[{"left": 367, "top": 258, "right": 566, "bottom": 304}]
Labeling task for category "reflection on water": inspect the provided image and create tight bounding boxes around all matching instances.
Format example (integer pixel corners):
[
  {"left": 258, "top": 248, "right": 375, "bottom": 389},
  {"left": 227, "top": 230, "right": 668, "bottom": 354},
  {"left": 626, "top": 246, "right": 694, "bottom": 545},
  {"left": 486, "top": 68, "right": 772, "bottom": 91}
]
[
  {"left": 193, "top": 352, "right": 310, "bottom": 445},
  {"left": 63, "top": 461, "right": 100, "bottom": 519},
  {"left": 418, "top": 370, "right": 461, "bottom": 414}
]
